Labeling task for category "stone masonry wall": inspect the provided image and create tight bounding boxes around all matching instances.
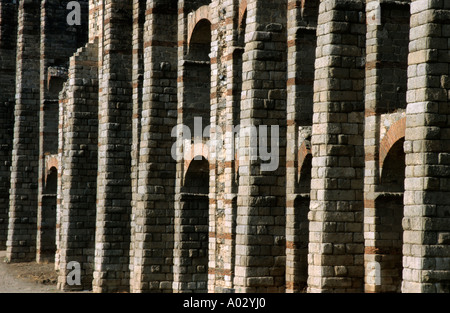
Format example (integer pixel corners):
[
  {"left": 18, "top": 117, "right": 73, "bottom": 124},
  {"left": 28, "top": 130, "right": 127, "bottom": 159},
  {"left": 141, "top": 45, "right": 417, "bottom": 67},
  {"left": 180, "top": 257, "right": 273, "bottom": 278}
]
[
  {"left": 2, "top": 0, "right": 450, "bottom": 294},
  {"left": 286, "top": 0, "right": 318, "bottom": 293},
  {"left": 364, "top": 0, "right": 410, "bottom": 293},
  {"left": 129, "top": 0, "right": 145, "bottom": 290},
  {"left": 308, "top": 0, "right": 366, "bottom": 292},
  {"left": 6, "top": 0, "right": 41, "bottom": 262},
  {"left": 0, "top": 0, "right": 17, "bottom": 250},
  {"left": 57, "top": 41, "right": 99, "bottom": 291},
  {"left": 403, "top": 0, "right": 450, "bottom": 293},
  {"left": 234, "top": 0, "right": 288, "bottom": 293},
  {"left": 37, "top": 0, "right": 89, "bottom": 264},
  {"left": 93, "top": 0, "right": 133, "bottom": 293},
  {"left": 130, "top": 0, "right": 178, "bottom": 293},
  {"left": 208, "top": 0, "right": 240, "bottom": 293}
]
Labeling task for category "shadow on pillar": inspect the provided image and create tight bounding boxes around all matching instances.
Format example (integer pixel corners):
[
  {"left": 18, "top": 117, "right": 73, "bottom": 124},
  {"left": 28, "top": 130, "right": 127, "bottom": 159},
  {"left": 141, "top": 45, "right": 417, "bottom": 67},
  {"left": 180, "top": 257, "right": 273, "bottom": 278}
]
[
  {"left": 178, "top": 157, "right": 210, "bottom": 293},
  {"left": 374, "top": 138, "right": 405, "bottom": 293},
  {"left": 289, "top": 153, "right": 311, "bottom": 292},
  {"left": 37, "top": 167, "right": 57, "bottom": 263}
]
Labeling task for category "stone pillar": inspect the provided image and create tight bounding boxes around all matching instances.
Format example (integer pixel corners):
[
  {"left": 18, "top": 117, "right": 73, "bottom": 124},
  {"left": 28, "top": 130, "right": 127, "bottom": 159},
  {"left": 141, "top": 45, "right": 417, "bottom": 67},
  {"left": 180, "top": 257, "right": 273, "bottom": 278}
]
[
  {"left": 234, "top": 0, "right": 287, "bottom": 293},
  {"left": 57, "top": 41, "right": 99, "bottom": 291},
  {"left": 285, "top": 0, "right": 318, "bottom": 293},
  {"left": 308, "top": 0, "right": 366, "bottom": 293},
  {"left": 364, "top": 0, "right": 410, "bottom": 293},
  {"left": 6, "top": 0, "right": 41, "bottom": 262},
  {"left": 286, "top": 0, "right": 300, "bottom": 293},
  {"left": 92, "top": 0, "right": 133, "bottom": 293},
  {"left": 0, "top": 0, "right": 18, "bottom": 250},
  {"left": 210, "top": 0, "right": 246, "bottom": 293},
  {"left": 208, "top": 0, "right": 239, "bottom": 293},
  {"left": 89, "top": 0, "right": 103, "bottom": 43},
  {"left": 403, "top": 0, "right": 450, "bottom": 293},
  {"left": 363, "top": 0, "right": 381, "bottom": 293},
  {"left": 129, "top": 0, "right": 145, "bottom": 292},
  {"left": 130, "top": 0, "right": 178, "bottom": 293},
  {"left": 174, "top": 0, "right": 212, "bottom": 293},
  {"left": 37, "top": 0, "right": 89, "bottom": 264}
]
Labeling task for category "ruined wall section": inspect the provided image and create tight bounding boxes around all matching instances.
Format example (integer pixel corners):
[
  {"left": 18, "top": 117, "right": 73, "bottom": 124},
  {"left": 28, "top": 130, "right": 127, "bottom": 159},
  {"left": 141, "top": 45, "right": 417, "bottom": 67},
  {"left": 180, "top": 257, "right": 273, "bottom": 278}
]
[
  {"left": 89, "top": 0, "right": 103, "bottom": 42},
  {"left": 0, "top": 0, "right": 18, "bottom": 250}
]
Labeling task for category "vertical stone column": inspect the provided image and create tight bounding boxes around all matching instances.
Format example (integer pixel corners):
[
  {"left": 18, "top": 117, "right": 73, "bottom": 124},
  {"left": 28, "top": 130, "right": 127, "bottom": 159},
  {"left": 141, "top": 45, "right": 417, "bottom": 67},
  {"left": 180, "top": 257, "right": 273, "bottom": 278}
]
[
  {"left": 174, "top": 0, "right": 213, "bottom": 293},
  {"left": 285, "top": 0, "right": 318, "bottom": 293},
  {"left": 364, "top": 0, "right": 410, "bottom": 293},
  {"left": 212, "top": 0, "right": 246, "bottom": 293},
  {"left": 0, "top": 0, "right": 18, "bottom": 250},
  {"left": 234, "top": 0, "right": 287, "bottom": 293},
  {"left": 56, "top": 0, "right": 97, "bottom": 290},
  {"left": 37, "top": 0, "right": 89, "bottom": 264},
  {"left": 403, "top": 0, "right": 450, "bottom": 293},
  {"left": 308, "top": 0, "right": 366, "bottom": 292},
  {"left": 363, "top": 0, "right": 381, "bottom": 293},
  {"left": 6, "top": 0, "right": 41, "bottom": 262},
  {"left": 130, "top": 0, "right": 178, "bottom": 293},
  {"left": 174, "top": 0, "right": 187, "bottom": 293},
  {"left": 285, "top": 0, "right": 300, "bottom": 293},
  {"left": 57, "top": 41, "right": 99, "bottom": 291},
  {"left": 89, "top": 0, "right": 103, "bottom": 43},
  {"left": 93, "top": 0, "right": 133, "bottom": 293},
  {"left": 208, "top": 0, "right": 238, "bottom": 293},
  {"left": 129, "top": 0, "right": 145, "bottom": 285}
]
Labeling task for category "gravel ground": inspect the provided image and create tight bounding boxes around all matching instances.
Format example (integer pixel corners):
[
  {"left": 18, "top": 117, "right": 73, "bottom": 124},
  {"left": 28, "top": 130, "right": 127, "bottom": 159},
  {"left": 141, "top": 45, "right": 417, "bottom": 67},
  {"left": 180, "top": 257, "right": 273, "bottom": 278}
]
[{"left": 0, "top": 250, "right": 62, "bottom": 293}]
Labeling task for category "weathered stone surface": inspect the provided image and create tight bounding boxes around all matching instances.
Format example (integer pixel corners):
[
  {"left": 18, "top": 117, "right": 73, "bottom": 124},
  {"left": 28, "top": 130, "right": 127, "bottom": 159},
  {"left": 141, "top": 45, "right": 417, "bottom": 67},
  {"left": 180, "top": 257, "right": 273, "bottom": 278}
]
[{"left": 0, "top": 0, "right": 450, "bottom": 295}]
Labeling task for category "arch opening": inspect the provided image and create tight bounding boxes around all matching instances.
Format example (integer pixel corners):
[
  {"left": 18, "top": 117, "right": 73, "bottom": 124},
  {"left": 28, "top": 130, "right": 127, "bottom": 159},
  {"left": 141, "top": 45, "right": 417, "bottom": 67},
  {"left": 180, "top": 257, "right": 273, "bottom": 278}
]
[
  {"left": 184, "top": 19, "right": 212, "bottom": 137},
  {"left": 188, "top": 19, "right": 212, "bottom": 62},
  {"left": 374, "top": 138, "right": 405, "bottom": 293},
  {"left": 179, "top": 157, "right": 210, "bottom": 292},
  {"left": 287, "top": 150, "right": 311, "bottom": 292},
  {"left": 380, "top": 138, "right": 405, "bottom": 193}
]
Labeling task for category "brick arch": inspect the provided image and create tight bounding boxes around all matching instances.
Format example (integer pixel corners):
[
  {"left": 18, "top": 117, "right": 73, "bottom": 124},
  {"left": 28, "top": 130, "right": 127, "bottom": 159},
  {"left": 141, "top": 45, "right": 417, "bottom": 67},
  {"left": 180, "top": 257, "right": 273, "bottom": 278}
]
[
  {"left": 239, "top": 0, "right": 247, "bottom": 28},
  {"left": 183, "top": 142, "right": 210, "bottom": 179},
  {"left": 46, "top": 155, "right": 59, "bottom": 172},
  {"left": 187, "top": 5, "right": 211, "bottom": 46},
  {"left": 379, "top": 117, "right": 406, "bottom": 172}
]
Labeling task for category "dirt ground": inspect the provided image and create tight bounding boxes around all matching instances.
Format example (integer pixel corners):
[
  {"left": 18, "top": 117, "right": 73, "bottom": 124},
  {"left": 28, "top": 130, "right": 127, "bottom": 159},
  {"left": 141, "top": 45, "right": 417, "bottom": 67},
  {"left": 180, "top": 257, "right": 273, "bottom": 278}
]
[{"left": 0, "top": 250, "right": 63, "bottom": 293}]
